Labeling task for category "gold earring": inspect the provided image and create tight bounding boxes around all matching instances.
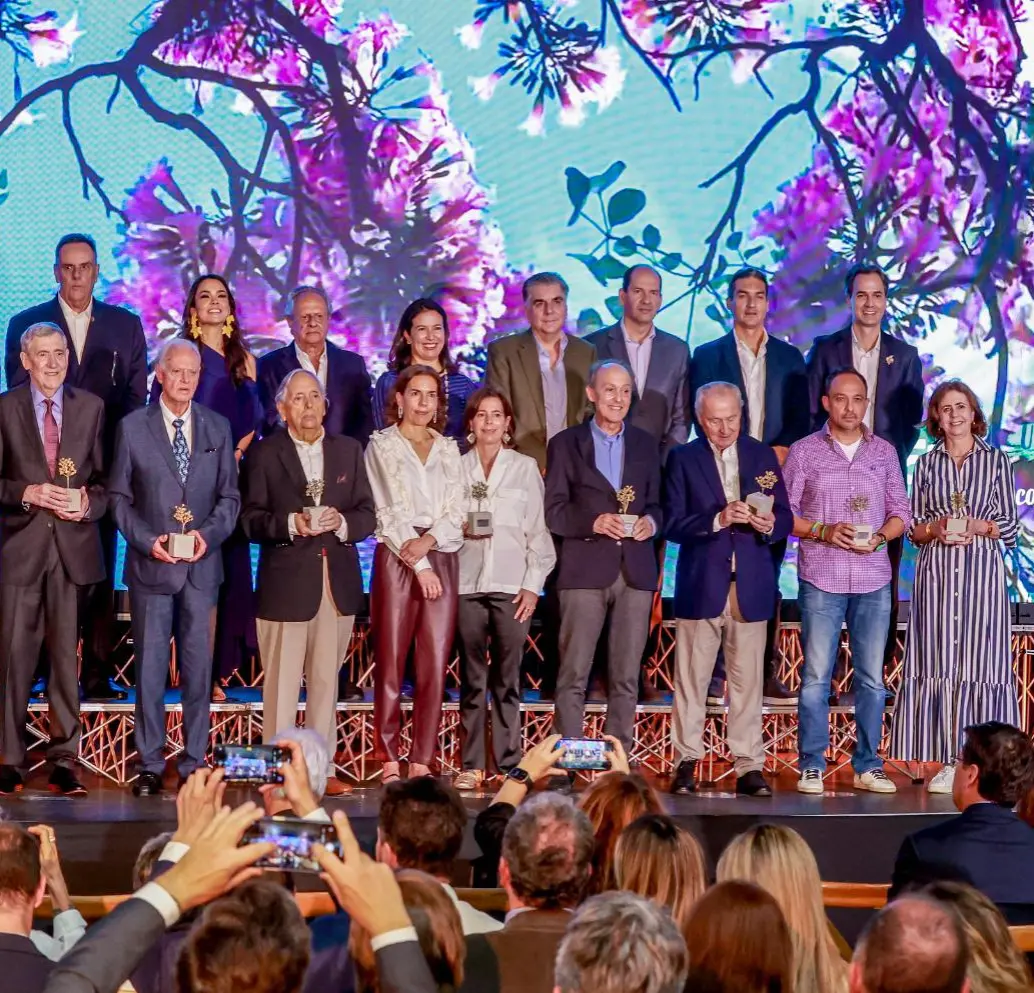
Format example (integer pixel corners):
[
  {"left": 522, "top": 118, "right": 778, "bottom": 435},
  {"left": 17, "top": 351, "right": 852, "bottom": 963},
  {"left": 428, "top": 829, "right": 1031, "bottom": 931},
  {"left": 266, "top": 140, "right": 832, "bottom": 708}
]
[
  {"left": 222, "top": 313, "right": 235, "bottom": 339},
  {"left": 189, "top": 311, "right": 201, "bottom": 339}
]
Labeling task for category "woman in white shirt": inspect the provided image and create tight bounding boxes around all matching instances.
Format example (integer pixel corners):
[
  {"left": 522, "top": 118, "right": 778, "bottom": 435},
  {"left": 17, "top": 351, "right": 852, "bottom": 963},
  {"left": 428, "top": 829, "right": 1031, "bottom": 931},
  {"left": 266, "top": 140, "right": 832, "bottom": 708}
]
[
  {"left": 454, "top": 388, "right": 556, "bottom": 791},
  {"left": 365, "top": 365, "right": 465, "bottom": 783}
]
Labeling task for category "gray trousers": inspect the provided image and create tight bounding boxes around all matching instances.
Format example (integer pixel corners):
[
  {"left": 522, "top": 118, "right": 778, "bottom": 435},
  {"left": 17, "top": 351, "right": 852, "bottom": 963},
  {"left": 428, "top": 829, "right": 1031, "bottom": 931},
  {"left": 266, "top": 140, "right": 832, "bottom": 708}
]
[{"left": 555, "top": 574, "right": 653, "bottom": 751}]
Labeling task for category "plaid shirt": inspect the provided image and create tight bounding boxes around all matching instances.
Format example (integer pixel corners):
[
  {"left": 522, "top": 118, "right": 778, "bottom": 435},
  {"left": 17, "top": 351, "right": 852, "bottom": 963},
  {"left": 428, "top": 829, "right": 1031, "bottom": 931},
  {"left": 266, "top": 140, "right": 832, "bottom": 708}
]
[{"left": 783, "top": 425, "right": 911, "bottom": 595}]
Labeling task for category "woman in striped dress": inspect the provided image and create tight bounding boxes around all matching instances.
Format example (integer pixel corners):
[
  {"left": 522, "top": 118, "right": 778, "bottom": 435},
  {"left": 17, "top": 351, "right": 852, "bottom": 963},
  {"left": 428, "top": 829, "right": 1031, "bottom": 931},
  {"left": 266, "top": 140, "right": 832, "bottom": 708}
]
[{"left": 890, "top": 380, "right": 1019, "bottom": 794}]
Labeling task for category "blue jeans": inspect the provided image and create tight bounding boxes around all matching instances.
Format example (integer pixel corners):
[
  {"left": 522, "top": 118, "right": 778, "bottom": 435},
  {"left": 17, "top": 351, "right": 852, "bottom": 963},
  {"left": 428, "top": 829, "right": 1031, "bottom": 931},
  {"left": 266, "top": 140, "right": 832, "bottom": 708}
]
[{"left": 798, "top": 581, "right": 890, "bottom": 774}]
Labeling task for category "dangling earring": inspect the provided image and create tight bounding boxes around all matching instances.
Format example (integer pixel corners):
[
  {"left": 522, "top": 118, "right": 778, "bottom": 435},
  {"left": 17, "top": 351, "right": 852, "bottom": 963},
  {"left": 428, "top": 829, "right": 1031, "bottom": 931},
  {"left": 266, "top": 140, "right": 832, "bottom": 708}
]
[
  {"left": 189, "top": 311, "right": 201, "bottom": 339},
  {"left": 222, "top": 313, "right": 235, "bottom": 339},
  {"left": 503, "top": 432, "right": 512, "bottom": 445},
  {"left": 397, "top": 404, "right": 403, "bottom": 421},
  {"left": 432, "top": 411, "right": 438, "bottom": 425},
  {"left": 466, "top": 432, "right": 476, "bottom": 445}
]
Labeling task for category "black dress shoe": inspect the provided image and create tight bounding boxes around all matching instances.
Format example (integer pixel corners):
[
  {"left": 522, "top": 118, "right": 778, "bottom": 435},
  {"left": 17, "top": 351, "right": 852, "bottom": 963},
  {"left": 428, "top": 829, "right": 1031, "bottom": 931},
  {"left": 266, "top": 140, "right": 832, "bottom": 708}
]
[
  {"left": 736, "top": 770, "right": 772, "bottom": 797},
  {"left": 340, "top": 681, "right": 364, "bottom": 703},
  {"left": 132, "top": 771, "right": 163, "bottom": 797},
  {"left": 670, "top": 759, "right": 697, "bottom": 795},
  {"left": 82, "top": 679, "right": 128, "bottom": 702},
  {"left": 0, "top": 766, "right": 24, "bottom": 794},
  {"left": 49, "top": 766, "right": 87, "bottom": 796}
]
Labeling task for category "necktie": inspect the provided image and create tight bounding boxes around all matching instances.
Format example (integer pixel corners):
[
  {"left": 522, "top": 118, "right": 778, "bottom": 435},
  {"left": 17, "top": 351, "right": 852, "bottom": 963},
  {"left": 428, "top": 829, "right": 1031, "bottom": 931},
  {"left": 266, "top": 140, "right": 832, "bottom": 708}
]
[
  {"left": 43, "top": 399, "right": 59, "bottom": 477},
  {"left": 172, "top": 418, "right": 189, "bottom": 485}
]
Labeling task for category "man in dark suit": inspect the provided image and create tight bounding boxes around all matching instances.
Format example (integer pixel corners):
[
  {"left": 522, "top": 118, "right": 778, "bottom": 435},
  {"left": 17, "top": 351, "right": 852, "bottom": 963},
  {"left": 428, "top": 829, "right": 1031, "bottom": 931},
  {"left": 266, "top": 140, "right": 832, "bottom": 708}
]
[
  {"left": 665, "top": 382, "right": 792, "bottom": 797},
  {"left": 6, "top": 233, "right": 148, "bottom": 701},
  {"left": 0, "top": 323, "right": 106, "bottom": 796},
  {"left": 586, "top": 265, "right": 689, "bottom": 459},
  {"left": 0, "top": 824, "right": 55, "bottom": 993},
  {"left": 545, "top": 360, "right": 662, "bottom": 756},
  {"left": 257, "top": 284, "right": 373, "bottom": 445},
  {"left": 109, "top": 339, "right": 239, "bottom": 796},
  {"left": 890, "top": 721, "right": 1034, "bottom": 924}
]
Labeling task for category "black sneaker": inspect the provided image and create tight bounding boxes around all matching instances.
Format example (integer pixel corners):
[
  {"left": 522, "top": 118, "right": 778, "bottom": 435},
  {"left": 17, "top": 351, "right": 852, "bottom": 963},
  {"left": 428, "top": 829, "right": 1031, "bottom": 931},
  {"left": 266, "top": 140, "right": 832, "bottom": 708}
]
[{"left": 762, "top": 676, "right": 798, "bottom": 706}]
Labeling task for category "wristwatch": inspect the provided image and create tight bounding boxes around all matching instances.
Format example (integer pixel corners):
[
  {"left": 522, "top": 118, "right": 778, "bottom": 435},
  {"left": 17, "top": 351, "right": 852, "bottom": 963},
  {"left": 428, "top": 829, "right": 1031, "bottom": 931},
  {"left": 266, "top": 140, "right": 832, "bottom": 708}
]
[{"left": 506, "top": 766, "right": 533, "bottom": 786}]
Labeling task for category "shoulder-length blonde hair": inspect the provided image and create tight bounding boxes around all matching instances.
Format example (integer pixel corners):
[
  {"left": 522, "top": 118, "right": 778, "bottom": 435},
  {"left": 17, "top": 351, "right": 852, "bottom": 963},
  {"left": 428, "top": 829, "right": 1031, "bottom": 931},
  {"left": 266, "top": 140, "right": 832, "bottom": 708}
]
[
  {"left": 717, "top": 824, "right": 848, "bottom": 993},
  {"left": 926, "top": 379, "right": 988, "bottom": 440}
]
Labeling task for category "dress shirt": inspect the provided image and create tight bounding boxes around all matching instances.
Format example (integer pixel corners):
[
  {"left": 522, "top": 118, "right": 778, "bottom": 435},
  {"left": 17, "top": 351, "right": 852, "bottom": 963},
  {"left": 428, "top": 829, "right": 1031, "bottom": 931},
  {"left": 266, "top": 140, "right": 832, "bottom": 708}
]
[
  {"left": 158, "top": 394, "right": 193, "bottom": 452},
  {"left": 295, "top": 342, "right": 328, "bottom": 388},
  {"left": 442, "top": 883, "right": 504, "bottom": 934},
  {"left": 852, "top": 330, "right": 881, "bottom": 430},
  {"left": 30, "top": 910, "right": 86, "bottom": 960},
  {"left": 284, "top": 429, "right": 349, "bottom": 542},
  {"left": 29, "top": 382, "right": 64, "bottom": 441},
  {"left": 57, "top": 294, "right": 91, "bottom": 363},
  {"left": 458, "top": 448, "right": 556, "bottom": 596},
  {"left": 590, "top": 418, "right": 624, "bottom": 492},
  {"left": 710, "top": 441, "right": 740, "bottom": 533},
  {"left": 783, "top": 425, "right": 911, "bottom": 595},
  {"left": 621, "top": 321, "right": 655, "bottom": 396},
  {"left": 535, "top": 333, "right": 569, "bottom": 442},
  {"left": 735, "top": 329, "right": 767, "bottom": 441}
]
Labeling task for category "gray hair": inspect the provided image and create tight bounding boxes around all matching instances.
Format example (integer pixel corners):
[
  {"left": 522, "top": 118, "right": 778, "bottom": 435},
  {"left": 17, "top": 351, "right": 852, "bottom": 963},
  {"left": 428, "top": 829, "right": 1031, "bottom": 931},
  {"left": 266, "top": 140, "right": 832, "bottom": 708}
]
[
  {"left": 588, "top": 358, "right": 633, "bottom": 389},
  {"left": 275, "top": 368, "right": 326, "bottom": 408},
  {"left": 555, "top": 891, "right": 689, "bottom": 993},
  {"left": 272, "top": 727, "right": 329, "bottom": 801},
  {"left": 693, "top": 380, "right": 743, "bottom": 420},
  {"left": 157, "top": 337, "right": 201, "bottom": 370},
  {"left": 285, "top": 284, "right": 330, "bottom": 319},
  {"left": 20, "top": 321, "right": 67, "bottom": 353}
]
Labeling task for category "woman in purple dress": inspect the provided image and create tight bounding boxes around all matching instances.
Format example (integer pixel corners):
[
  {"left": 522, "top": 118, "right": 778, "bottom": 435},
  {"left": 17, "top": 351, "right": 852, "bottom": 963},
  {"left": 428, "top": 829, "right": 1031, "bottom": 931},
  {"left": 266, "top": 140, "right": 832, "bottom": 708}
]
[{"left": 151, "top": 274, "right": 263, "bottom": 700}]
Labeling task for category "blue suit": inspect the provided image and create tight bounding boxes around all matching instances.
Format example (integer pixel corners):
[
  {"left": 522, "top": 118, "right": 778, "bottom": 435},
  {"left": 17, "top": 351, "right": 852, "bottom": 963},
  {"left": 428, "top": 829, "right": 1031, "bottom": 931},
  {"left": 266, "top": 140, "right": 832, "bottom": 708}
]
[{"left": 109, "top": 402, "right": 239, "bottom": 776}]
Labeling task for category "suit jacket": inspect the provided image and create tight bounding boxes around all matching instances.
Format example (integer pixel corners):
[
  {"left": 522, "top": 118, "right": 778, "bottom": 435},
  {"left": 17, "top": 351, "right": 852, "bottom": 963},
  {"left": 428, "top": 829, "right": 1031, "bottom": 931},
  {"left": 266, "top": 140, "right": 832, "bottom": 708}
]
[
  {"left": 109, "top": 402, "right": 239, "bottom": 595},
  {"left": 664, "top": 437, "right": 792, "bottom": 622},
  {"left": 486, "top": 330, "right": 596, "bottom": 472},
  {"left": 0, "top": 932, "right": 54, "bottom": 993},
  {"left": 240, "top": 430, "right": 376, "bottom": 620},
  {"left": 257, "top": 341, "right": 373, "bottom": 446},
  {"left": 806, "top": 326, "right": 924, "bottom": 473},
  {"left": 890, "top": 803, "right": 1034, "bottom": 924},
  {"left": 0, "top": 385, "right": 107, "bottom": 586},
  {"left": 6, "top": 297, "right": 148, "bottom": 459},
  {"left": 585, "top": 323, "right": 689, "bottom": 458},
  {"left": 544, "top": 421, "right": 662, "bottom": 591},
  {"left": 483, "top": 909, "right": 571, "bottom": 993},
  {"left": 689, "top": 332, "right": 809, "bottom": 448}
]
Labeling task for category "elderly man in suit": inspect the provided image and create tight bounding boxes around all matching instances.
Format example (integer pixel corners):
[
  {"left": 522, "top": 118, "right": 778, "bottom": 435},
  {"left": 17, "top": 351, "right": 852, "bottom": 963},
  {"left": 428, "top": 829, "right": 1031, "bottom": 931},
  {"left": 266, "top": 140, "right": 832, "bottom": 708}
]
[
  {"left": 664, "top": 382, "right": 792, "bottom": 797},
  {"left": 545, "top": 360, "right": 662, "bottom": 759},
  {"left": 0, "top": 323, "right": 106, "bottom": 796},
  {"left": 241, "top": 369, "right": 375, "bottom": 795},
  {"left": 6, "top": 234, "right": 148, "bottom": 701},
  {"left": 109, "top": 339, "right": 239, "bottom": 796}
]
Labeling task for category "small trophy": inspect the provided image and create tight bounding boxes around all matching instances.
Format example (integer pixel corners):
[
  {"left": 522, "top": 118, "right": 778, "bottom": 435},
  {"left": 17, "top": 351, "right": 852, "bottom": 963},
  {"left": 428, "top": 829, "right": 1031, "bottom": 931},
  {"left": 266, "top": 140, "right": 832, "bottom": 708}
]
[
  {"left": 169, "top": 504, "right": 196, "bottom": 559},
  {"left": 57, "top": 457, "right": 82, "bottom": 513},
  {"left": 746, "top": 470, "right": 777, "bottom": 517},
  {"left": 304, "top": 478, "right": 329, "bottom": 532},
  {"left": 467, "top": 481, "right": 493, "bottom": 537},
  {"left": 616, "top": 485, "right": 637, "bottom": 538},
  {"left": 946, "top": 491, "right": 968, "bottom": 540},
  {"left": 848, "top": 494, "right": 872, "bottom": 546}
]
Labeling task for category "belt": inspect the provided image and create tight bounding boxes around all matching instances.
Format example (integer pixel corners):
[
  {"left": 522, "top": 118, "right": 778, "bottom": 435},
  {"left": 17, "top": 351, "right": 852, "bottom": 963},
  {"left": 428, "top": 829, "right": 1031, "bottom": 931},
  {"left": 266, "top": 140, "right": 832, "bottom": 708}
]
[{"left": 729, "top": 572, "right": 737, "bottom": 582}]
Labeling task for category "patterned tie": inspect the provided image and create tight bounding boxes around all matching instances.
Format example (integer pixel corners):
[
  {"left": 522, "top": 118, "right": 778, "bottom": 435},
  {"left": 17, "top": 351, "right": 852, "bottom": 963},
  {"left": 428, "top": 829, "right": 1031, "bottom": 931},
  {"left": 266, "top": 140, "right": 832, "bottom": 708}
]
[
  {"left": 172, "top": 417, "right": 189, "bottom": 485},
  {"left": 43, "top": 399, "right": 59, "bottom": 478}
]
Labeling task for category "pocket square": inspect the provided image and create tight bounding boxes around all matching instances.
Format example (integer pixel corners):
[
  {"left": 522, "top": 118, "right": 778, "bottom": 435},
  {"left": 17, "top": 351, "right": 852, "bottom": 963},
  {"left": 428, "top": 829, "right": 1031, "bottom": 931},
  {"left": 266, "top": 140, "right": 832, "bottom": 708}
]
[{"left": 336, "top": 474, "right": 348, "bottom": 483}]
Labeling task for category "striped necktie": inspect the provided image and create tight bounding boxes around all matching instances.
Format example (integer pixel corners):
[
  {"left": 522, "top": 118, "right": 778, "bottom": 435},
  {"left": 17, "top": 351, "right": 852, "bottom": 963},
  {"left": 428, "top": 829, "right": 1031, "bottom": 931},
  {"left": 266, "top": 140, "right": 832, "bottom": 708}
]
[{"left": 172, "top": 418, "right": 189, "bottom": 484}]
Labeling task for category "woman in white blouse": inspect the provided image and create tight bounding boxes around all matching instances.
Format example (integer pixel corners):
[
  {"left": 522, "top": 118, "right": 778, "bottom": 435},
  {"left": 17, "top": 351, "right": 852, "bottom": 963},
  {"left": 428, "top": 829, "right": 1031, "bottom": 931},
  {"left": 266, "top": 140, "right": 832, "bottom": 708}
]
[
  {"left": 365, "top": 364, "right": 465, "bottom": 783},
  {"left": 454, "top": 388, "right": 557, "bottom": 790}
]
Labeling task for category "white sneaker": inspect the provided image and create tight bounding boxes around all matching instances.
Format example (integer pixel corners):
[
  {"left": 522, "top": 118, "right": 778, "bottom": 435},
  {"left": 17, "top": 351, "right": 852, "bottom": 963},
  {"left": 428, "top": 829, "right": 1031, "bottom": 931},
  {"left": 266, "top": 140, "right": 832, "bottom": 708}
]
[
  {"left": 854, "top": 768, "right": 897, "bottom": 793},
  {"left": 927, "top": 765, "right": 955, "bottom": 795},
  {"left": 797, "top": 769, "right": 824, "bottom": 794}
]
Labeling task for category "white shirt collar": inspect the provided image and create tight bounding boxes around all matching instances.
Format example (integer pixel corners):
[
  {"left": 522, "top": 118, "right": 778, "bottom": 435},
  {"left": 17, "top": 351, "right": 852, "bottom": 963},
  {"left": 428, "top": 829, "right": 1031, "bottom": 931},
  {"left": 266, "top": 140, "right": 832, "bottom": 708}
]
[
  {"left": 288, "top": 427, "right": 325, "bottom": 450},
  {"left": 159, "top": 394, "right": 191, "bottom": 424},
  {"left": 57, "top": 294, "right": 92, "bottom": 321},
  {"left": 734, "top": 328, "right": 768, "bottom": 356},
  {"left": 709, "top": 440, "right": 737, "bottom": 461},
  {"left": 851, "top": 329, "right": 880, "bottom": 355}
]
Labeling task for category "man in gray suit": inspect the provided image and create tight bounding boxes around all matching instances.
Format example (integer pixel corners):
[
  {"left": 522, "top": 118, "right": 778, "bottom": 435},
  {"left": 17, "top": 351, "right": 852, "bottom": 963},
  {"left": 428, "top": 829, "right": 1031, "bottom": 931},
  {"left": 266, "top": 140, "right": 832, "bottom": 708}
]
[
  {"left": 110, "top": 339, "right": 239, "bottom": 797},
  {"left": 586, "top": 265, "right": 689, "bottom": 460}
]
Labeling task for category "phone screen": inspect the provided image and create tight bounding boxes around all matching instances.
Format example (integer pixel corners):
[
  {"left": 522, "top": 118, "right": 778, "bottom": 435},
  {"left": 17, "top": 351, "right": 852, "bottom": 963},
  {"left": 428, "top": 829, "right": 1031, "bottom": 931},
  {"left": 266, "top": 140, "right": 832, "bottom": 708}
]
[
  {"left": 212, "top": 744, "right": 286, "bottom": 784},
  {"left": 556, "top": 738, "right": 612, "bottom": 771}
]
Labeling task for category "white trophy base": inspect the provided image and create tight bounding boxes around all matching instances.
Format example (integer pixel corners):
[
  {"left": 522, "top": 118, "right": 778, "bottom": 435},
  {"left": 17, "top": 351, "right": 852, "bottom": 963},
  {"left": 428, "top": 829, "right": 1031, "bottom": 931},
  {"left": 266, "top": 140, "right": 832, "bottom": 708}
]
[
  {"left": 619, "top": 514, "right": 638, "bottom": 538},
  {"left": 745, "top": 491, "right": 774, "bottom": 516},
  {"left": 467, "top": 511, "right": 493, "bottom": 537},
  {"left": 169, "top": 532, "right": 197, "bottom": 560},
  {"left": 852, "top": 524, "right": 874, "bottom": 547},
  {"left": 65, "top": 488, "right": 82, "bottom": 513},
  {"left": 945, "top": 518, "right": 968, "bottom": 541}
]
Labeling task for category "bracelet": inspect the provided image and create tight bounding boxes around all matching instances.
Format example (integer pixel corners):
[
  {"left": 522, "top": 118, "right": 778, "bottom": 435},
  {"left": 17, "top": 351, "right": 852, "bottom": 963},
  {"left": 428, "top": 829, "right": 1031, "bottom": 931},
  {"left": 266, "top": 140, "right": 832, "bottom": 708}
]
[{"left": 809, "top": 520, "right": 823, "bottom": 540}]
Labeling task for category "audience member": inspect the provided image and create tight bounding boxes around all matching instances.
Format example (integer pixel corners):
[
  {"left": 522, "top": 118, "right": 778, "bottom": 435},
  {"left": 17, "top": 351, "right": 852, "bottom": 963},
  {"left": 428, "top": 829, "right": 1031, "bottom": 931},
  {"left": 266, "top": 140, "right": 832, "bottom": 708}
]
[
  {"left": 717, "top": 823, "right": 848, "bottom": 993},
  {"left": 850, "top": 895, "right": 969, "bottom": 993},
  {"left": 553, "top": 891, "right": 689, "bottom": 993},
  {"left": 133, "top": 832, "right": 175, "bottom": 890},
  {"left": 0, "top": 823, "right": 54, "bottom": 993},
  {"left": 683, "top": 880, "right": 795, "bottom": 993},
  {"left": 258, "top": 727, "right": 329, "bottom": 818},
  {"left": 891, "top": 721, "right": 1034, "bottom": 923},
  {"left": 22, "top": 826, "right": 85, "bottom": 961},
  {"left": 613, "top": 814, "right": 707, "bottom": 938}
]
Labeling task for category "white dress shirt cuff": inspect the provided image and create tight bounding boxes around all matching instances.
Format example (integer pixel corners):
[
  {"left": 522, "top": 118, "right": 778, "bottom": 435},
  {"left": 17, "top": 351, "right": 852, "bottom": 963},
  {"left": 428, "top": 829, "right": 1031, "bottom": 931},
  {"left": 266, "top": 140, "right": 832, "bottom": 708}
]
[
  {"left": 135, "top": 882, "right": 182, "bottom": 928},
  {"left": 334, "top": 517, "right": 349, "bottom": 542},
  {"left": 370, "top": 927, "right": 419, "bottom": 952},
  {"left": 288, "top": 513, "right": 300, "bottom": 540},
  {"left": 644, "top": 515, "right": 658, "bottom": 538},
  {"left": 713, "top": 512, "right": 723, "bottom": 532},
  {"left": 158, "top": 841, "right": 191, "bottom": 864},
  {"left": 303, "top": 807, "right": 332, "bottom": 823}
]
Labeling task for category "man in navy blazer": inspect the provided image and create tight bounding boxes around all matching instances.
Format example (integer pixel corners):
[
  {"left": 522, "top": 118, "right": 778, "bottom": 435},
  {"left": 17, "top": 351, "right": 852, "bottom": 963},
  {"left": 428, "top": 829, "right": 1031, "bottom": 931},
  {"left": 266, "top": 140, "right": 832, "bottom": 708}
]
[
  {"left": 545, "top": 360, "right": 662, "bottom": 758},
  {"left": 109, "top": 340, "right": 239, "bottom": 796},
  {"left": 664, "top": 381, "right": 792, "bottom": 797},
  {"left": 890, "top": 721, "right": 1034, "bottom": 924}
]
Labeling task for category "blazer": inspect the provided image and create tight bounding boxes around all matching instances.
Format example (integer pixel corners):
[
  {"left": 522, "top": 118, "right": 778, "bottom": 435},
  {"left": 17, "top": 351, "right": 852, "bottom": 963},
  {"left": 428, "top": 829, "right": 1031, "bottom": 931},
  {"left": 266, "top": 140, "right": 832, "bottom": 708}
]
[
  {"left": 890, "top": 803, "right": 1034, "bottom": 924},
  {"left": 240, "top": 430, "right": 376, "bottom": 620},
  {"left": 483, "top": 909, "right": 572, "bottom": 993},
  {"left": 109, "top": 402, "right": 240, "bottom": 595},
  {"left": 663, "top": 437, "right": 792, "bottom": 622},
  {"left": 806, "top": 326, "right": 924, "bottom": 473},
  {"left": 544, "top": 421, "right": 663, "bottom": 592},
  {"left": 0, "top": 385, "right": 107, "bottom": 586},
  {"left": 257, "top": 341, "right": 374, "bottom": 446},
  {"left": 6, "top": 297, "right": 148, "bottom": 459},
  {"left": 585, "top": 323, "right": 689, "bottom": 458},
  {"left": 689, "top": 332, "right": 809, "bottom": 448},
  {"left": 0, "top": 933, "right": 54, "bottom": 993},
  {"left": 486, "top": 330, "right": 596, "bottom": 472}
]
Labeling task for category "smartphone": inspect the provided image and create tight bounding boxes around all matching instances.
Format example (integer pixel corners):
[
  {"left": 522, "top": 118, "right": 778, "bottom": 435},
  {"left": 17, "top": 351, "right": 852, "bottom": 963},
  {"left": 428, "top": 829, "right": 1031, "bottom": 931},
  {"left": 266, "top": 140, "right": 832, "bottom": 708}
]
[
  {"left": 555, "top": 737, "right": 614, "bottom": 771},
  {"left": 241, "top": 816, "right": 341, "bottom": 873},
  {"left": 212, "top": 744, "right": 287, "bottom": 784}
]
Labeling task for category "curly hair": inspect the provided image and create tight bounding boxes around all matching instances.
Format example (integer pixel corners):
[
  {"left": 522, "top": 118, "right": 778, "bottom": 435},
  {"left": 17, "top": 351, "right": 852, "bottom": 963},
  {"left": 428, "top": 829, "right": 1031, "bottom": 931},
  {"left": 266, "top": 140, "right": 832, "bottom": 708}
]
[{"left": 179, "top": 273, "right": 253, "bottom": 387}]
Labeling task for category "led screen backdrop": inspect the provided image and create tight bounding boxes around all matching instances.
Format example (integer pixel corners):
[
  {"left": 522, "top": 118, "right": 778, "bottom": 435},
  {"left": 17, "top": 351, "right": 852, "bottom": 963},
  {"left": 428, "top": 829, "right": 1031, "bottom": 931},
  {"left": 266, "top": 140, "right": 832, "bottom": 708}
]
[{"left": 0, "top": 0, "right": 1032, "bottom": 598}]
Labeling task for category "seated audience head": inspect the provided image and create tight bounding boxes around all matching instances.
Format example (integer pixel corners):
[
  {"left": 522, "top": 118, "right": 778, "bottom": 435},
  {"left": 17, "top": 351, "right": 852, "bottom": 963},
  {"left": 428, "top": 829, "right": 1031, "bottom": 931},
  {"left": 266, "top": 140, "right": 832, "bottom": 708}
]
[
  {"left": 613, "top": 813, "right": 706, "bottom": 936},
  {"left": 377, "top": 776, "right": 467, "bottom": 881},
  {"left": 501, "top": 792, "right": 595, "bottom": 910},
  {"left": 683, "top": 880, "right": 795, "bottom": 993},
  {"left": 851, "top": 895, "right": 968, "bottom": 993},
  {"left": 717, "top": 823, "right": 848, "bottom": 992},
  {"left": 0, "top": 824, "right": 44, "bottom": 936},
  {"left": 350, "top": 869, "right": 465, "bottom": 993},
  {"left": 578, "top": 772, "right": 664, "bottom": 895},
  {"left": 175, "top": 878, "right": 310, "bottom": 993},
  {"left": 953, "top": 721, "right": 1034, "bottom": 812},
  {"left": 553, "top": 890, "right": 689, "bottom": 993},
  {"left": 133, "top": 830, "right": 175, "bottom": 890},
  {"left": 264, "top": 727, "right": 329, "bottom": 816},
  {"left": 921, "top": 881, "right": 1034, "bottom": 993},
  {"left": 694, "top": 381, "right": 743, "bottom": 451}
]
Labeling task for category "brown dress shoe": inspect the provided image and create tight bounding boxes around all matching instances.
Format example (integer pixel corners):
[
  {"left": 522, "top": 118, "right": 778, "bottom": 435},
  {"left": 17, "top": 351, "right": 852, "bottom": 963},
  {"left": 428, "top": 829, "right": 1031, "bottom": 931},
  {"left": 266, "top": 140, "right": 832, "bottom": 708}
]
[{"left": 324, "top": 777, "right": 354, "bottom": 796}]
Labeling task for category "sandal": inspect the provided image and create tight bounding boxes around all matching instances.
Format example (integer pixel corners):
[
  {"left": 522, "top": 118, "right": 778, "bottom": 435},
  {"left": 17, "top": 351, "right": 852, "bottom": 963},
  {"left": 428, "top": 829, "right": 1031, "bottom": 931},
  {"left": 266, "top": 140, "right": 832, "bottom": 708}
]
[
  {"left": 382, "top": 761, "right": 401, "bottom": 785},
  {"left": 455, "top": 769, "right": 484, "bottom": 791}
]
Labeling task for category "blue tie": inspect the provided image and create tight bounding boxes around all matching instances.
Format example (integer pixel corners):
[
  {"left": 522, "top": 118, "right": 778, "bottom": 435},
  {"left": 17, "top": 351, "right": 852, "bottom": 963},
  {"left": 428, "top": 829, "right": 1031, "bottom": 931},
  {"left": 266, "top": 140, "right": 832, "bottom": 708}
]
[{"left": 172, "top": 417, "right": 189, "bottom": 485}]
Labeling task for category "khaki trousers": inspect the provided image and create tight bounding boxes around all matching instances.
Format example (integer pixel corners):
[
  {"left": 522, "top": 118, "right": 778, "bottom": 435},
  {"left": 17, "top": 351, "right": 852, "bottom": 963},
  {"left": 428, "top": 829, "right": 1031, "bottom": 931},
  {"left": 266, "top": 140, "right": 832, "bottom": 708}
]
[
  {"left": 257, "top": 560, "right": 354, "bottom": 755},
  {"left": 671, "top": 583, "right": 766, "bottom": 775}
]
